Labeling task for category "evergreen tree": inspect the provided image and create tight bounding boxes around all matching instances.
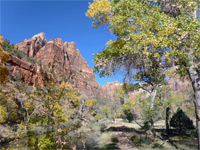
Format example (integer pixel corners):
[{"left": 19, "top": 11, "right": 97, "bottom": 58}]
[{"left": 170, "top": 108, "right": 195, "bottom": 133}]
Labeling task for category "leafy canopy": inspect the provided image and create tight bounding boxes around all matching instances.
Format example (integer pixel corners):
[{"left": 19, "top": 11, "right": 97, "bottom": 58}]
[{"left": 86, "top": 0, "right": 200, "bottom": 82}]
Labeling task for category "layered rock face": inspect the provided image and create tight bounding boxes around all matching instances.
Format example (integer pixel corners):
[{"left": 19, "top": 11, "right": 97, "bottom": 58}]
[
  {"left": 168, "top": 76, "right": 191, "bottom": 94},
  {"left": 99, "top": 81, "right": 122, "bottom": 100},
  {"left": 99, "top": 76, "right": 192, "bottom": 101},
  {"left": 8, "top": 55, "right": 43, "bottom": 87},
  {"left": 11, "top": 33, "right": 99, "bottom": 97},
  {"left": 15, "top": 33, "right": 47, "bottom": 57}
]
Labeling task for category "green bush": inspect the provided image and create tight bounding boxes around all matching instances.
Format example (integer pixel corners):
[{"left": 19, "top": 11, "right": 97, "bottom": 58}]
[
  {"left": 24, "top": 56, "right": 37, "bottom": 64},
  {"left": 170, "top": 108, "right": 195, "bottom": 132},
  {"left": 123, "top": 103, "right": 134, "bottom": 123},
  {"left": 3, "top": 39, "right": 37, "bottom": 64},
  {"left": 111, "top": 134, "right": 118, "bottom": 143}
]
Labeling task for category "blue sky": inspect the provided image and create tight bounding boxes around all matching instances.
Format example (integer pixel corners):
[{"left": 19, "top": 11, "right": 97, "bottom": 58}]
[{"left": 1, "top": 0, "right": 123, "bottom": 86}]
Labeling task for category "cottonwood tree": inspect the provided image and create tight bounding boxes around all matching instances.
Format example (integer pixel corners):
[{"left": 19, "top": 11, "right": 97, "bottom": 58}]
[
  {"left": 7, "top": 65, "right": 83, "bottom": 149},
  {"left": 86, "top": 0, "right": 200, "bottom": 148},
  {"left": 86, "top": 0, "right": 173, "bottom": 131}
]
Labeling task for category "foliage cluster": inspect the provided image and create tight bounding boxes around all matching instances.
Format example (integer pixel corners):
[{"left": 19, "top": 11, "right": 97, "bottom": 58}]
[
  {"left": 170, "top": 107, "right": 195, "bottom": 132},
  {"left": 3, "top": 39, "right": 37, "bottom": 64},
  {"left": 0, "top": 35, "right": 9, "bottom": 84}
]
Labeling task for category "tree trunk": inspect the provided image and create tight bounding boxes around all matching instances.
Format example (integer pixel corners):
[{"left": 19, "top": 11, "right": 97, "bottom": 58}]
[
  {"left": 149, "top": 85, "right": 158, "bottom": 134},
  {"left": 166, "top": 107, "right": 170, "bottom": 133},
  {"left": 150, "top": 85, "right": 158, "bottom": 109},
  {"left": 114, "top": 110, "right": 117, "bottom": 124},
  {"left": 188, "top": 66, "right": 200, "bottom": 150},
  {"left": 150, "top": 119, "right": 154, "bottom": 129},
  {"left": 194, "top": 91, "right": 200, "bottom": 150}
]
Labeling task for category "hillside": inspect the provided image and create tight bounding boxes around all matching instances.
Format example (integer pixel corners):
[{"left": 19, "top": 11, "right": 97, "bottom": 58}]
[{"left": 9, "top": 33, "right": 100, "bottom": 98}]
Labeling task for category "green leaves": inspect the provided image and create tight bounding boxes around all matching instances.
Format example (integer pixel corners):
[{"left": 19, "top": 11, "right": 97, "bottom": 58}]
[{"left": 87, "top": 0, "right": 200, "bottom": 84}]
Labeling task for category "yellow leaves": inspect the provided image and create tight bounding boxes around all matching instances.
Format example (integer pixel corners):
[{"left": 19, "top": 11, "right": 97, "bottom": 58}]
[
  {"left": 86, "top": 0, "right": 111, "bottom": 19},
  {"left": 0, "top": 35, "right": 9, "bottom": 63},
  {"left": 0, "top": 35, "right": 3, "bottom": 47},
  {"left": 59, "top": 82, "right": 72, "bottom": 89},
  {"left": 143, "top": 51, "right": 149, "bottom": 57},
  {"left": 0, "top": 35, "right": 9, "bottom": 84},
  {"left": 0, "top": 64, "right": 9, "bottom": 84},
  {"left": 106, "top": 40, "right": 113, "bottom": 47},
  {"left": 59, "top": 83, "right": 80, "bottom": 109},
  {"left": 54, "top": 103, "right": 67, "bottom": 122},
  {"left": 86, "top": 99, "right": 97, "bottom": 107},
  {"left": 24, "top": 102, "right": 31, "bottom": 109},
  {"left": 0, "top": 51, "right": 9, "bottom": 63},
  {"left": 0, "top": 105, "right": 7, "bottom": 123},
  {"left": 154, "top": 52, "right": 160, "bottom": 58}
]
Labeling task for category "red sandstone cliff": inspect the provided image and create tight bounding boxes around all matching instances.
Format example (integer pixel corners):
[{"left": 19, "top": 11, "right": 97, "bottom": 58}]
[
  {"left": 12, "top": 33, "right": 99, "bottom": 97},
  {"left": 98, "top": 76, "right": 191, "bottom": 101},
  {"left": 15, "top": 32, "right": 47, "bottom": 57},
  {"left": 8, "top": 55, "right": 43, "bottom": 87},
  {"left": 99, "top": 81, "right": 122, "bottom": 100}
]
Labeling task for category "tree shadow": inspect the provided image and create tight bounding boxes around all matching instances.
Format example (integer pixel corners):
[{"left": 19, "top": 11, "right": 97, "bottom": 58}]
[
  {"left": 98, "top": 143, "right": 119, "bottom": 150},
  {"left": 105, "top": 125, "right": 144, "bottom": 134}
]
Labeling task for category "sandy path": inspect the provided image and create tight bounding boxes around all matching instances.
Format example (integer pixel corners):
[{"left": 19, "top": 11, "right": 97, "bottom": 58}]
[{"left": 113, "top": 124, "right": 139, "bottom": 150}]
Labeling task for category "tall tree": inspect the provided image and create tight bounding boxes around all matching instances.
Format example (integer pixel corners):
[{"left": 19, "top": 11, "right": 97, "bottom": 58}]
[{"left": 86, "top": 0, "right": 200, "bottom": 148}]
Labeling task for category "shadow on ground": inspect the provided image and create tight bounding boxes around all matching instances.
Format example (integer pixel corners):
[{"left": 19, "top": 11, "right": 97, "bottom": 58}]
[{"left": 105, "top": 125, "right": 144, "bottom": 134}]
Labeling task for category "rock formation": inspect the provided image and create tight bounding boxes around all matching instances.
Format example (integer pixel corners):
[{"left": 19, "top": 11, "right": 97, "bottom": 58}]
[
  {"left": 15, "top": 32, "right": 47, "bottom": 57},
  {"left": 11, "top": 33, "right": 99, "bottom": 97},
  {"left": 168, "top": 76, "right": 191, "bottom": 94},
  {"left": 8, "top": 55, "right": 43, "bottom": 87},
  {"left": 99, "top": 81, "right": 122, "bottom": 100}
]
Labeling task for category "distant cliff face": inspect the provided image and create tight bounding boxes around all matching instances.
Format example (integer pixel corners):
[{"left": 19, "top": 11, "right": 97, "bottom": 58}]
[
  {"left": 99, "top": 81, "right": 122, "bottom": 100},
  {"left": 12, "top": 33, "right": 99, "bottom": 97},
  {"left": 99, "top": 77, "right": 192, "bottom": 100}
]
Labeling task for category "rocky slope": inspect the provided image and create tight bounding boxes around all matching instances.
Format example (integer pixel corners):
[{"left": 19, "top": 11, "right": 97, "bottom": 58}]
[{"left": 12, "top": 33, "right": 99, "bottom": 97}]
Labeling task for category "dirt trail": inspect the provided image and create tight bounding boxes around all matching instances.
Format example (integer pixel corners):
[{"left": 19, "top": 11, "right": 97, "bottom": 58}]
[{"left": 114, "top": 124, "right": 138, "bottom": 150}]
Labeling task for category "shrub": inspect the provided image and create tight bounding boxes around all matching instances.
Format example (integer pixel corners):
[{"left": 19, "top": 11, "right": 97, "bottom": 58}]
[
  {"left": 0, "top": 105, "right": 7, "bottom": 123},
  {"left": 123, "top": 103, "right": 134, "bottom": 123},
  {"left": 143, "top": 121, "right": 151, "bottom": 131},
  {"left": 170, "top": 107, "right": 195, "bottom": 132},
  {"left": 111, "top": 134, "right": 118, "bottom": 143}
]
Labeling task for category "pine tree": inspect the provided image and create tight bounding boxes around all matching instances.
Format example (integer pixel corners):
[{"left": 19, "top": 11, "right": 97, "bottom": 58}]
[{"left": 170, "top": 108, "right": 195, "bottom": 133}]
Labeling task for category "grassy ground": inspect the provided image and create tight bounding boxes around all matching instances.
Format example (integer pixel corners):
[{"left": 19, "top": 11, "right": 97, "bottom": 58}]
[{"left": 97, "top": 119, "right": 197, "bottom": 150}]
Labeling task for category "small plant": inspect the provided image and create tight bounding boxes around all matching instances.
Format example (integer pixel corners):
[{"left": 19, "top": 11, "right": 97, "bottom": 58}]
[
  {"left": 131, "top": 135, "right": 141, "bottom": 146},
  {"left": 111, "top": 134, "right": 118, "bottom": 143},
  {"left": 100, "top": 122, "right": 108, "bottom": 132},
  {"left": 152, "top": 142, "right": 164, "bottom": 149},
  {"left": 143, "top": 121, "right": 151, "bottom": 131}
]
